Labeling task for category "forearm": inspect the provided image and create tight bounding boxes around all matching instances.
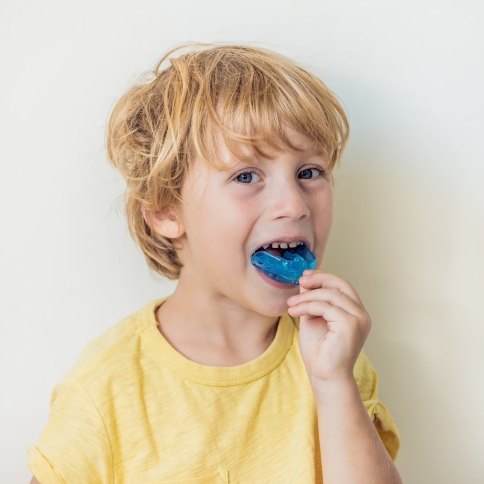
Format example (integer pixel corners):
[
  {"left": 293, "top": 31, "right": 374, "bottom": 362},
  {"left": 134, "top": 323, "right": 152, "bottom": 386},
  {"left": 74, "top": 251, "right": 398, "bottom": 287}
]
[{"left": 314, "top": 377, "right": 402, "bottom": 484}]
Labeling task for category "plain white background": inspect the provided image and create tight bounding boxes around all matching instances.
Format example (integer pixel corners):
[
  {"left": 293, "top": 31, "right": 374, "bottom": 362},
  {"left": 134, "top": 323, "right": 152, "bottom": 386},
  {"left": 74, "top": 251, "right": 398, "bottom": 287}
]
[{"left": 1, "top": 0, "right": 483, "bottom": 482}]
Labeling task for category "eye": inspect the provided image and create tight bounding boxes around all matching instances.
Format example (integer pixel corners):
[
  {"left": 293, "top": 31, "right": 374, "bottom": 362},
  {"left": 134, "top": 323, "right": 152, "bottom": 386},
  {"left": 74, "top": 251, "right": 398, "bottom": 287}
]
[
  {"left": 298, "top": 167, "right": 325, "bottom": 180},
  {"left": 234, "top": 171, "right": 261, "bottom": 184}
]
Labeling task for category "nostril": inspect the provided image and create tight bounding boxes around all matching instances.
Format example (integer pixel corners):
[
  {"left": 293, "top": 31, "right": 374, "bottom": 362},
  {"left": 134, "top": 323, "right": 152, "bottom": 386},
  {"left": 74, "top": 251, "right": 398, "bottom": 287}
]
[{"left": 275, "top": 197, "right": 310, "bottom": 220}]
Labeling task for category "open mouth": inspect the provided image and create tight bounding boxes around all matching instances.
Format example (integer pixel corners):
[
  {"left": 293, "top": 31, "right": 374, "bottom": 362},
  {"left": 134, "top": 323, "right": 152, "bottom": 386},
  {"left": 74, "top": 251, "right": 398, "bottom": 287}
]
[
  {"left": 253, "top": 240, "right": 306, "bottom": 258},
  {"left": 251, "top": 241, "right": 317, "bottom": 285}
]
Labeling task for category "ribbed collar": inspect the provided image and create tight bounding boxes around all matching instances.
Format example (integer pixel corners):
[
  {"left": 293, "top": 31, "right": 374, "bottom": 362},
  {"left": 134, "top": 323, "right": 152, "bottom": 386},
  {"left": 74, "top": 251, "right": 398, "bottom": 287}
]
[{"left": 137, "top": 298, "right": 296, "bottom": 386}]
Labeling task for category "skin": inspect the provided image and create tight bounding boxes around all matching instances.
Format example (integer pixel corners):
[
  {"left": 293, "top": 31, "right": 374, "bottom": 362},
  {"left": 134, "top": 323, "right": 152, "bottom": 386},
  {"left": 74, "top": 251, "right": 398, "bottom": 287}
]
[
  {"left": 153, "top": 128, "right": 402, "bottom": 483},
  {"left": 31, "top": 128, "right": 402, "bottom": 483},
  {"left": 289, "top": 271, "right": 402, "bottom": 483},
  {"left": 153, "top": 128, "right": 335, "bottom": 365}
]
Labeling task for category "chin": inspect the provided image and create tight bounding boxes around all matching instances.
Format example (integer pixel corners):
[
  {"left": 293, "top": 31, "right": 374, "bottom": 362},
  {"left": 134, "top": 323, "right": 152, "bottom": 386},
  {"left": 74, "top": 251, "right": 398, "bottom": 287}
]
[{"left": 252, "top": 296, "right": 293, "bottom": 318}]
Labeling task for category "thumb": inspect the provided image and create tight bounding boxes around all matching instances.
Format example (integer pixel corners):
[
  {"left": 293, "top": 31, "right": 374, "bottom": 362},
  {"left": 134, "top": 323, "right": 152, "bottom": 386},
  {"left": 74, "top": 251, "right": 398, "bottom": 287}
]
[{"left": 299, "top": 269, "right": 315, "bottom": 295}]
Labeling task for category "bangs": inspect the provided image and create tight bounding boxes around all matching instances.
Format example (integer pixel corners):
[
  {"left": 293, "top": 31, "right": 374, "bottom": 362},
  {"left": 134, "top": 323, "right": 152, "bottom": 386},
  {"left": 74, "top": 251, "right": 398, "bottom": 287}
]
[{"left": 183, "top": 46, "right": 349, "bottom": 170}]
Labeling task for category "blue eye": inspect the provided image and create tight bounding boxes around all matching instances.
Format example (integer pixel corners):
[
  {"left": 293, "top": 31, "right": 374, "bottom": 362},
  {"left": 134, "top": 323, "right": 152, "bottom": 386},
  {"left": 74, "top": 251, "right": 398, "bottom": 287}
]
[
  {"left": 298, "top": 167, "right": 323, "bottom": 179},
  {"left": 235, "top": 171, "right": 261, "bottom": 184}
]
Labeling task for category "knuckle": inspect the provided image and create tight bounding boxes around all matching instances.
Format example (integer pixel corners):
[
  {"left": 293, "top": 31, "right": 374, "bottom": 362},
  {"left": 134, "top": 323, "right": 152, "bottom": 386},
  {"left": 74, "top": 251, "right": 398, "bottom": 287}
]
[{"left": 361, "top": 315, "right": 372, "bottom": 333}]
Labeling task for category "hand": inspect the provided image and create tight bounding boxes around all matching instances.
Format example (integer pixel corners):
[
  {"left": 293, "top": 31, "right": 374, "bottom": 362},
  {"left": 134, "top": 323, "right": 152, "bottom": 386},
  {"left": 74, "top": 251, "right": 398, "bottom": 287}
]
[{"left": 286, "top": 270, "right": 371, "bottom": 388}]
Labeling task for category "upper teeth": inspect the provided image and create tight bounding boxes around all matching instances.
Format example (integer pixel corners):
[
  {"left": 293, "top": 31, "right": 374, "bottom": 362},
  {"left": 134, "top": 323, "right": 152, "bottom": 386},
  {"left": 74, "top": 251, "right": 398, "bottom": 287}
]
[{"left": 262, "top": 241, "right": 305, "bottom": 249}]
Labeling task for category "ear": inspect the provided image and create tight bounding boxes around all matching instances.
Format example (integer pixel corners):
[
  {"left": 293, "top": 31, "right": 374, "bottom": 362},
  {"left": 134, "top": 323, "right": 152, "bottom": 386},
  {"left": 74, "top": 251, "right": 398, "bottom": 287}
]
[{"left": 143, "top": 206, "right": 185, "bottom": 239}]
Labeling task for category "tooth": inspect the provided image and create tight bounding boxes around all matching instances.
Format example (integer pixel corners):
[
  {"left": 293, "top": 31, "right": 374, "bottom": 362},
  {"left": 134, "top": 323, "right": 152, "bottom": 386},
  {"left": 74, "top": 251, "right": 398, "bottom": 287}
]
[
  {"left": 263, "top": 244, "right": 269, "bottom": 249},
  {"left": 280, "top": 243, "right": 288, "bottom": 249},
  {"left": 271, "top": 242, "right": 280, "bottom": 248},
  {"left": 288, "top": 242, "right": 298, "bottom": 248}
]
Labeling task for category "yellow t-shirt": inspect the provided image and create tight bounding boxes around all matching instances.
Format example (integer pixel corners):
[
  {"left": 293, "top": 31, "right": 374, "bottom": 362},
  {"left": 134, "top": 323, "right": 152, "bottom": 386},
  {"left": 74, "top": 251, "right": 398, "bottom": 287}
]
[{"left": 28, "top": 299, "right": 400, "bottom": 483}]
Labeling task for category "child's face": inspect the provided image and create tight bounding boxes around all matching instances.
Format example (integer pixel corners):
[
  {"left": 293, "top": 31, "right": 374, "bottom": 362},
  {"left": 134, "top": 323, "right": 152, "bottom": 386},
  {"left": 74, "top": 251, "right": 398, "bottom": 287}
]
[{"left": 176, "top": 127, "right": 334, "bottom": 317}]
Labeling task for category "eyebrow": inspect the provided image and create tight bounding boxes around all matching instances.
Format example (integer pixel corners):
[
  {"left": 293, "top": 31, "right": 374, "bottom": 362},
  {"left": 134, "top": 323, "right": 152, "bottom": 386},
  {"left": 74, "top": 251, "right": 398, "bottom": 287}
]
[
  {"left": 218, "top": 141, "right": 327, "bottom": 170},
  {"left": 224, "top": 153, "right": 328, "bottom": 172}
]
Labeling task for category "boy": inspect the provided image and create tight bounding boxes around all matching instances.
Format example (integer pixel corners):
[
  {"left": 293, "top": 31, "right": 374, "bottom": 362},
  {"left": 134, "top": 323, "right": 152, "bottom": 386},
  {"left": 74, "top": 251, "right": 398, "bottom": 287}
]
[{"left": 29, "top": 44, "right": 401, "bottom": 483}]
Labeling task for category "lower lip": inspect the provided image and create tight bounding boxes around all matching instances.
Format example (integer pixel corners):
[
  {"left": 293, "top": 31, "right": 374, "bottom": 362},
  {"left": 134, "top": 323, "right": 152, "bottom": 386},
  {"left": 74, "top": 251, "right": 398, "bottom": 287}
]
[{"left": 255, "top": 267, "right": 298, "bottom": 289}]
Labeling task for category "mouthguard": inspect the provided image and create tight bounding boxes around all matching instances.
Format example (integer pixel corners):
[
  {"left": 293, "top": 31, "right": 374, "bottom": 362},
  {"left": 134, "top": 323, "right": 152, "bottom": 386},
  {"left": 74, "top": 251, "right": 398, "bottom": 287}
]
[{"left": 251, "top": 244, "right": 317, "bottom": 285}]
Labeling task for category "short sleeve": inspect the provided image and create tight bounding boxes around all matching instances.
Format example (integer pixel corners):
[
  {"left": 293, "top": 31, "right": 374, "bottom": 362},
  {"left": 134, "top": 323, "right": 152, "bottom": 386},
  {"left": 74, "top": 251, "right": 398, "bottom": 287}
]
[
  {"left": 353, "top": 351, "right": 401, "bottom": 460},
  {"left": 27, "top": 379, "right": 113, "bottom": 484}
]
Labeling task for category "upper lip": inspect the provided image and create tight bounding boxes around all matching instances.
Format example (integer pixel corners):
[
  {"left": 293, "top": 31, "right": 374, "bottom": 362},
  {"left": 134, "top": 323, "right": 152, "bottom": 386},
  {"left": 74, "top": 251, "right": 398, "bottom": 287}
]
[{"left": 251, "top": 235, "right": 312, "bottom": 255}]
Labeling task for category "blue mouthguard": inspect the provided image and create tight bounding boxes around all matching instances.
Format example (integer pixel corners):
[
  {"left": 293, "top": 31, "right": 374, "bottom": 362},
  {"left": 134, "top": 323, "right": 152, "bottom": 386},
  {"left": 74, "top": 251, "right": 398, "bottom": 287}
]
[{"left": 251, "top": 244, "right": 317, "bottom": 285}]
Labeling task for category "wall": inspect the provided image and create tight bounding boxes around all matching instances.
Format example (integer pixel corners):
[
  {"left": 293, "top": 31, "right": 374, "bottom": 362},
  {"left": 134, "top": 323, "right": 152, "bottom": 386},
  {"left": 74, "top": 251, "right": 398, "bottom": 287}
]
[{"left": 1, "top": 0, "right": 483, "bottom": 482}]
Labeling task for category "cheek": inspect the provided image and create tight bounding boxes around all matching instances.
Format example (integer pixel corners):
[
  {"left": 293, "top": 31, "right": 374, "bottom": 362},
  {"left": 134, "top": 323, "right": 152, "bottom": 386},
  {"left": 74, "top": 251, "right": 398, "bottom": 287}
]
[
  {"left": 314, "top": 189, "right": 333, "bottom": 221},
  {"left": 313, "top": 192, "right": 333, "bottom": 250},
  {"left": 186, "top": 203, "right": 243, "bottom": 260}
]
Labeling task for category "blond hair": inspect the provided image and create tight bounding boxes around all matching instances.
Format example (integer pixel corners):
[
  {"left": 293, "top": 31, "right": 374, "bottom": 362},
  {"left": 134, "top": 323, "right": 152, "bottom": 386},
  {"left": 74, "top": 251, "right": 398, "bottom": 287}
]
[{"left": 107, "top": 43, "right": 349, "bottom": 279}]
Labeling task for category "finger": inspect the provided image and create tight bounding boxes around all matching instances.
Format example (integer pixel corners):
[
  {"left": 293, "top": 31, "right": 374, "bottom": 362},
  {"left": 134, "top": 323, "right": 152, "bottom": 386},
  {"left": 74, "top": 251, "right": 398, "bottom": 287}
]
[
  {"left": 290, "top": 299, "right": 371, "bottom": 338},
  {"left": 288, "top": 300, "right": 357, "bottom": 327},
  {"left": 287, "top": 288, "right": 364, "bottom": 318},
  {"left": 299, "top": 271, "right": 362, "bottom": 304}
]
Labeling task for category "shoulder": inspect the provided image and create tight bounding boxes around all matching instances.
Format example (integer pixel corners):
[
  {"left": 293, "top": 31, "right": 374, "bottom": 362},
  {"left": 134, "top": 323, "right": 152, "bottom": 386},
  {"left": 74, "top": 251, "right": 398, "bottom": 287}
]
[
  {"left": 27, "top": 300, "right": 167, "bottom": 483},
  {"left": 60, "top": 299, "right": 163, "bottom": 390}
]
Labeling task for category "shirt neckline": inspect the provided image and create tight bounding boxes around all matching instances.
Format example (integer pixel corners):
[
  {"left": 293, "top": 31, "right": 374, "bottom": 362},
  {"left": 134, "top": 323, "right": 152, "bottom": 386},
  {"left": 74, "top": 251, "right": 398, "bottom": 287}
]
[{"left": 138, "top": 298, "right": 296, "bottom": 386}]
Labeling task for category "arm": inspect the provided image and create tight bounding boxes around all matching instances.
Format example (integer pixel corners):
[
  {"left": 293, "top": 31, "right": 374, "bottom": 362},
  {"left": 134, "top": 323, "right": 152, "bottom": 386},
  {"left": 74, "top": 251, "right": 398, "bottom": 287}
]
[
  {"left": 314, "top": 377, "right": 401, "bottom": 483},
  {"left": 30, "top": 478, "right": 41, "bottom": 484},
  {"left": 287, "top": 270, "right": 402, "bottom": 484}
]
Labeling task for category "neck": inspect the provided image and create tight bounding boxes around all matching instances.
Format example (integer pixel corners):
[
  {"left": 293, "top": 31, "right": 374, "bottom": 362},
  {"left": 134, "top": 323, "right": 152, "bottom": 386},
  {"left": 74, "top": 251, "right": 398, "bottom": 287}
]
[{"left": 156, "top": 276, "right": 280, "bottom": 366}]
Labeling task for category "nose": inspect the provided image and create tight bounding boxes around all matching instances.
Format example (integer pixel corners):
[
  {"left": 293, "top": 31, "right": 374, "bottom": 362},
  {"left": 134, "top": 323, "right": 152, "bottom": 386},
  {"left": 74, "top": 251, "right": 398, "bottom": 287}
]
[{"left": 269, "top": 179, "right": 310, "bottom": 221}]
